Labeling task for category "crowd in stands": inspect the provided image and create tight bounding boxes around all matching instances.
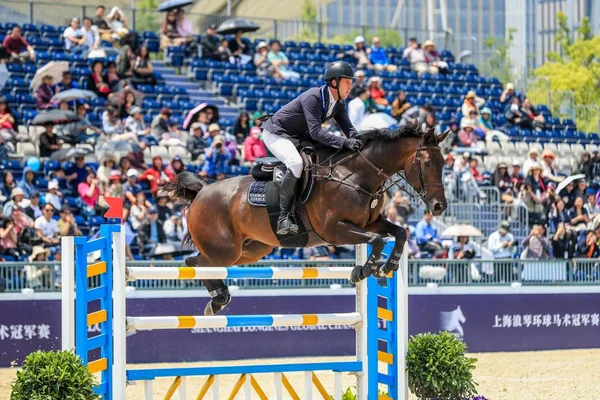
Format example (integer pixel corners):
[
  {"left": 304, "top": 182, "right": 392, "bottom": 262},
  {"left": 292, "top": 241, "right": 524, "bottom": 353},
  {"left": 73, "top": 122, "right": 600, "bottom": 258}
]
[{"left": 0, "top": 8, "right": 598, "bottom": 284}]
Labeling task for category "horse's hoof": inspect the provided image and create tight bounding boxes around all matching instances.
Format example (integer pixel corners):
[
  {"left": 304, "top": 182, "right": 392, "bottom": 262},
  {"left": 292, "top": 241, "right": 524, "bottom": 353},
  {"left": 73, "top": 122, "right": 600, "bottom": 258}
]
[
  {"left": 350, "top": 264, "right": 371, "bottom": 284},
  {"left": 372, "top": 262, "right": 390, "bottom": 279},
  {"left": 204, "top": 293, "right": 231, "bottom": 316}
]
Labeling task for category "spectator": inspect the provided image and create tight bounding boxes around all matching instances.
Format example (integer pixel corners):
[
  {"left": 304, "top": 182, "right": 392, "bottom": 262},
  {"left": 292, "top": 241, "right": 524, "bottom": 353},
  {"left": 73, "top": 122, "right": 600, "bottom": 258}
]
[
  {"left": 478, "top": 107, "right": 495, "bottom": 134},
  {"left": 505, "top": 96, "right": 524, "bottom": 127},
  {"left": 87, "top": 60, "right": 111, "bottom": 98},
  {"left": 402, "top": 38, "right": 431, "bottom": 74},
  {"left": 342, "top": 36, "right": 372, "bottom": 70},
  {"left": 569, "top": 196, "right": 589, "bottom": 231},
  {"left": 44, "top": 180, "right": 62, "bottom": 211},
  {"left": 559, "top": 180, "right": 577, "bottom": 210},
  {"left": 520, "top": 98, "right": 545, "bottom": 130},
  {"left": 524, "top": 162, "right": 546, "bottom": 225},
  {"left": 96, "top": 155, "right": 116, "bottom": 184},
  {"left": 38, "top": 123, "right": 61, "bottom": 158},
  {"left": 540, "top": 149, "right": 560, "bottom": 182},
  {"left": 0, "top": 217, "right": 29, "bottom": 259},
  {"left": 492, "top": 163, "right": 511, "bottom": 193},
  {"left": 457, "top": 119, "right": 478, "bottom": 147},
  {"left": 0, "top": 171, "right": 16, "bottom": 200},
  {"left": 578, "top": 153, "right": 593, "bottom": 181},
  {"left": 123, "top": 168, "right": 144, "bottom": 208},
  {"left": 24, "top": 246, "right": 51, "bottom": 288},
  {"left": 349, "top": 70, "right": 367, "bottom": 100},
  {"left": 55, "top": 71, "right": 79, "bottom": 92},
  {"left": 104, "top": 62, "right": 123, "bottom": 93},
  {"left": 24, "top": 192, "right": 42, "bottom": 220},
  {"left": 469, "top": 158, "right": 483, "bottom": 182},
  {"left": 578, "top": 226, "right": 600, "bottom": 258},
  {"left": 403, "top": 224, "right": 421, "bottom": 259},
  {"left": 509, "top": 160, "right": 525, "bottom": 194},
  {"left": 523, "top": 148, "right": 539, "bottom": 176},
  {"left": 215, "top": 38, "right": 234, "bottom": 63},
  {"left": 267, "top": 40, "right": 300, "bottom": 80},
  {"left": 132, "top": 44, "right": 156, "bottom": 85},
  {"left": 521, "top": 225, "right": 550, "bottom": 259},
  {"left": 176, "top": 9, "right": 195, "bottom": 46},
  {"left": 391, "top": 91, "right": 411, "bottom": 121},
  {"left": 127, "top": 142, "right": 149, "bottom": 170},
  {"left": 448, "top": 236, "right": 476, "bottom": 260},
  {"left": 253, "top": 41, "right": 281, "bottom": 80},
  {"left": 18, "top": 166, "right": 37, "bottom": 198},
  {"left": 163, "top": 211, "right": 185, "bottom": 243},
  {"left": 422, "top": 112, "right": 441, "bottom": 136},
  {"left": 137, "top": 207, "right": 167, "bottom": 257},
  {"left": 233, "top": 112, "right": 250, "bottom": 143},
  {"left": 200, "top": 24, "right": 220, "bottom": 60},
  {"left": 422, "top": 40, "right": 448, "bottom": 74},
  {"left": 62, "top": 102, "right": 102, "bottom": 144},
  {"left": 461, "top": 91, "right": 485, "bottom": 118},
  {"left": 65, "top": 156, "right": 91, "bottom": 188},
  {"left": 2, "top": 26, "right": 35, "bottom": 62},
  {"left": 200, "top": 135, "right": 231, "bottom": 181},
  {"left": 0, "top": 97, "right": 15, "bottom": 134},
  {"left": 488, "top": 221, "right": 516, "bottom": 259},
  {"left": 187, "top": 122, "right": 207, "bottom": 162},
  {"left": 388, "top": 191, "right": 413, "bottom": 223},
  {"left": 118, "top": 90, "right": 137, "bottom": 119},
  {"left": 229, "top": 29, "right": 250, "bottom": 64},
  {"left": 549, "top": 199, "right": 570, "bottom": 233},
  {"left": 500, "top": 82, "right": 517, "bottom": 108},
  {"left": 3, "top": 187, "right": 25, "bottom": 217},
  {"left": 160, "top": 11, "right": 186, "bottom": 49},
  {"left": 368, "top": 37, "right": 397, "bottom": 72},
  {"left": 106, "top": 7, "right": 129, "bottom": 40},
  {"left": 348, "top": 87, "right": 369, "bottom": 128},
  {"left": 116, "top": 45, "right": 134, "bottom": 79},
  {"left": 415, "top": 211, "right": 443, "bottom": 252},
  {"left": 35, "top": 203, "right": 60, "bottom": 247},
  {"left": 167, "top": 155, "right": 186, "bottom": 176},
  {"left": 140, "top": 156, "right": 174, "bottom": 195},
  {"left": 80, "top": 17, "right": 100, "bottom": 50},
  {"left": 155, "top": 192, "right": 172, "bottom": 220},
  {"left": 93, "top": 5, "right": 113, "bottom": 42},
  {"left": 151, "top": 107, "right": 171, "bottom": 138},
  {"left": 160, "top": 121, "right": 186, "bottom": 147},
  {"left": 367, "top": 77, "right": 389, "bottom": 109},
  {"left": 243, "top": 127, "right": 267, "bottom": 164},
  {"left": 585, "top": 192, "right": 600, "bottom": 219},
  {"left": 57, "top": 207, "right": 82, "bottom": 237},
  {"left": 63, "top": 17, "right": 85, "bottom": 53},
  {"left": 551, "top": 221, "right": 575, "bottom": 259},
  {"left": 400, "top": 103, "right": 433, "bottom": 127},
  {"left": 129, "top": 192, "right": 148, "bottom": 230},
  {"left": 77, "top": 170, "right": 102, "bottom": 216},
  {"left": 101, "top": 106, "right": 124, "bottom": 136},
  {"left": 304, "top": 246, "right": 336, "bottom": 260},
  {"left": 36, "top": 75, "right": 57, "bottom": 109}
]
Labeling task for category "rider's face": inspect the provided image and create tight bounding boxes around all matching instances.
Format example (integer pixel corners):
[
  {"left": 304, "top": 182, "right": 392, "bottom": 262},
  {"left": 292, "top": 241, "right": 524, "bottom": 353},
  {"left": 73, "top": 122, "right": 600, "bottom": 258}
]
[{"left": 338, "top": 78, "right": 353, "bottom": 99}]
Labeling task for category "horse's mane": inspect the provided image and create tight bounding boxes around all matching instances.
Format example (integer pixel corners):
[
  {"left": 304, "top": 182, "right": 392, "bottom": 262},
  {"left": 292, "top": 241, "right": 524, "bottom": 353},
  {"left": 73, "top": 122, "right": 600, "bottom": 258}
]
[{"left": 355, "top": 124, "right": 422, "bottom": 142}]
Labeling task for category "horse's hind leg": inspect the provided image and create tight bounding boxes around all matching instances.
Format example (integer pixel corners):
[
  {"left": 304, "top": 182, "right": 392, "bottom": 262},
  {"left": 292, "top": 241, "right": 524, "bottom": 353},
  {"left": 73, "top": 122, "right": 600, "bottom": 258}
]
[{"left": 236, "top": 240, "right": 274, "bottom": 264}]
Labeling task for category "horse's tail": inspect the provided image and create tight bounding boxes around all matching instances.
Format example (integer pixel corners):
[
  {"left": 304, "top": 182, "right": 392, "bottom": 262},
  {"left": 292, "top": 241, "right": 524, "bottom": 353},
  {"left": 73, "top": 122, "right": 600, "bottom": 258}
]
[{"left": 161, "top": 171, "right": 207, "bottom": 205}]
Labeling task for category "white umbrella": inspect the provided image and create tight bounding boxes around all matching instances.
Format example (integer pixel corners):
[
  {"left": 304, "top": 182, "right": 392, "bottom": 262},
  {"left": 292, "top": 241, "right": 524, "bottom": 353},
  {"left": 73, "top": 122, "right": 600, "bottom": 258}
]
[
  {"left": 30, "top": 61, "right": 69, "bottom": 90},
  {"left": 358, "top": 112, "right": 398, "bottom": 131},
  {"left": 556, "top": 174, "right": 586, "bottom": 194},
  {"left": 441, "top": 224, "right": 483, "bottom": 237}
]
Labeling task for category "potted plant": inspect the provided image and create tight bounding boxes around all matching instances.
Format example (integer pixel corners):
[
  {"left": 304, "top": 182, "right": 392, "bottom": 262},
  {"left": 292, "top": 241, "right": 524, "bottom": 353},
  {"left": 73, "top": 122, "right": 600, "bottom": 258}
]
[{"left": 11, "top": 350, "right": 99, "bottom": 400}]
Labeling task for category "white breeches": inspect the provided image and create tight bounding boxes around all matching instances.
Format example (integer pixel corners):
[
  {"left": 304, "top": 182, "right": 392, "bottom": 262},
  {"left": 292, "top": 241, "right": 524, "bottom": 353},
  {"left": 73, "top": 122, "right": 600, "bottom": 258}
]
[{"left": 262, "top": 130, "right": 303, "bottom": 178}]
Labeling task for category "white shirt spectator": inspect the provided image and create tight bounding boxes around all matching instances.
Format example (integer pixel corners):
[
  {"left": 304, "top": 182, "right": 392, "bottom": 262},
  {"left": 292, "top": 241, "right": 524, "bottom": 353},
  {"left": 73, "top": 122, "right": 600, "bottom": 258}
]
[
  {"left": 80, "top": 25, "right": 100, "bottom": 48},
  {"left": 129, "top": 204, "right": 145, "bottom": 230},
  {"left": 488, "top": 229, "right": 515, "bottom": 258},
  {"left": 402, "top": 46, "right": 426, "bottom": 64},
  {"left": 63, "top": 26, "right": 81, "bottom": 51},
  {"left": 34, "top": 215, "right": 59, "bottom": 238},
  {"left": 44, "top": 192, "right": 62, "bottom": 211},
  {"left": 348, "top": 96, "right": 366, "bottom": 128}
]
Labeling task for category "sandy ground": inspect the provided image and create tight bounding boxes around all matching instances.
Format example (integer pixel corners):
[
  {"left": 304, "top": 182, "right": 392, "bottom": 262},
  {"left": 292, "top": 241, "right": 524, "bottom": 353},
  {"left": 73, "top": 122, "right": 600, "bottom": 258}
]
[{"left": 1, "top": 349, "right": 599, "bottom": 399}]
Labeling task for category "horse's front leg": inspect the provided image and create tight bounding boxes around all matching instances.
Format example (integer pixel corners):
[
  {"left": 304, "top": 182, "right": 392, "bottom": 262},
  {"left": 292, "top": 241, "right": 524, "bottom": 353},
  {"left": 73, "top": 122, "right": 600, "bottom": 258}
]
[
  {"left": 330, "top": 220, "right": 385, "bottom": 283},
  {"left": 365, "top": 214, "right": 407, "bottom": 278}
]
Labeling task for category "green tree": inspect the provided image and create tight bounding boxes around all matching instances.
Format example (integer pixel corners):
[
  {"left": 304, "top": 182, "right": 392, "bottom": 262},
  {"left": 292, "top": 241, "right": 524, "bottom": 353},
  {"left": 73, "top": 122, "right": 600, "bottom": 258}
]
[
  {"left": 136, "top": 0, "right": 160, "bottom": 32},
  {"left": 529, "top": 11, "right": 600, "bottom": 131},
  {"left": 480, "top": 27, "right": 516, "bottom": 83}
]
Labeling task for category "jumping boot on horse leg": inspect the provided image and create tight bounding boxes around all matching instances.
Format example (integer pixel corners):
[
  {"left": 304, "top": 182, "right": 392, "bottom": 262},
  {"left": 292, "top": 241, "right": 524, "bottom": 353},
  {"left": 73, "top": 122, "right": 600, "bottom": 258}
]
[
  {"left": 276, "top": 170, "right": 299, "bottom": 235},
  {"left": 185, "top": 255, "right": 231, "bottom": 316}
]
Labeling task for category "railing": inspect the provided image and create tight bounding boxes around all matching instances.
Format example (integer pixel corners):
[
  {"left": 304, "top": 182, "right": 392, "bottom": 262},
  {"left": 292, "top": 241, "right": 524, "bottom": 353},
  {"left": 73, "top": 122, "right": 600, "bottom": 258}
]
[{"left": 1, "top": 258, "right": 598, "bottom": 293}]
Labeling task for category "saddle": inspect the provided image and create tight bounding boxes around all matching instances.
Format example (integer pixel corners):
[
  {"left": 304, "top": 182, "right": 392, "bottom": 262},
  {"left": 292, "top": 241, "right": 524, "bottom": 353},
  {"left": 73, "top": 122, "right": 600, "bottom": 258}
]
[{"left": 247, "top": 145, "right": 319, "bottom": 248}]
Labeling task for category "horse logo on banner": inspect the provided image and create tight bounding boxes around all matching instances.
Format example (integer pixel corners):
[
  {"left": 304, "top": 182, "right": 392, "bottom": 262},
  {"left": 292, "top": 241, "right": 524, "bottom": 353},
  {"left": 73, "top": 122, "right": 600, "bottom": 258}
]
[{"left": 440, "top": 306, "right": 466, "bottom": 338}]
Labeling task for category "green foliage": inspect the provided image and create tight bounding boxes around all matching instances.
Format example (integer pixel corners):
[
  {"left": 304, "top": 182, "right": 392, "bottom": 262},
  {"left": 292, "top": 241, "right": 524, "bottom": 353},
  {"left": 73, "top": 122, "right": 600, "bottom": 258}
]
[
  {"left": 327, "top": 386, "right": 391, "bottom": 399},
  {"left": 11, "top": 350, "right": 98, "bottom": 400},
  {"left": 480, "top": 27, "right": 516, "bottom": 83},
  {"left": 529, "top": 11, "right": 600, "bottom": 132},
  {"left": 406, "top": 331, "right": 478, "bottom": 400},
  {"left": 136, "top": 0, "right": 160, "bottom": 33},
  {"left": 291, "top": 26, "right": 401, "bottom": 47},
  {"left": 301, "top": 0, "right": 318, "bottom": 22}
]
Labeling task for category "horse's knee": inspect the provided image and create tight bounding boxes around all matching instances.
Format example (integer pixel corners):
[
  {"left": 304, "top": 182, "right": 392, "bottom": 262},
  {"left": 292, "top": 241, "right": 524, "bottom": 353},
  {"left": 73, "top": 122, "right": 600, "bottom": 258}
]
[{"left": 368, "top": 234, "right": 385, "bottom": 252}]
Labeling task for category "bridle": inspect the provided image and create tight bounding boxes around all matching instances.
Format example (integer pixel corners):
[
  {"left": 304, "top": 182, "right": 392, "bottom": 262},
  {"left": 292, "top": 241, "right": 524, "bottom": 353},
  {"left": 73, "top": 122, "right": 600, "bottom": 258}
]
[{"left": 308, "top": 136, "right": 444, "bottom": 209}]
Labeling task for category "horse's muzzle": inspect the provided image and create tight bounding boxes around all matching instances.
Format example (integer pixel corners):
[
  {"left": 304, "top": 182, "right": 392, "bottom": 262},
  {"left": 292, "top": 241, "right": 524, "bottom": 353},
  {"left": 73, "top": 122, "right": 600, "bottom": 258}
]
[{"left": 430, "top": 199, "right": 447, "bottom": 216}]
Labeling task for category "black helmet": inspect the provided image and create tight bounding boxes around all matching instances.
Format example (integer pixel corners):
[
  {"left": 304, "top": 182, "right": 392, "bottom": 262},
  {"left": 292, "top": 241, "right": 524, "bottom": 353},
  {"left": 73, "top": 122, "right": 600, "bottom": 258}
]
[{"left": 324, "top": 61, "right": 355, "bottom": 84}]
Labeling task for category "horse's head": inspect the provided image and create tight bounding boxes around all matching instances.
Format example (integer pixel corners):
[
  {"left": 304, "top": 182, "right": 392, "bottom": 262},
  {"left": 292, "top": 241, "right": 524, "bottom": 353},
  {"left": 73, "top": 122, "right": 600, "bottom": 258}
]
[{"left": 404, "top": 124, "right": 450, "bottom": 216}]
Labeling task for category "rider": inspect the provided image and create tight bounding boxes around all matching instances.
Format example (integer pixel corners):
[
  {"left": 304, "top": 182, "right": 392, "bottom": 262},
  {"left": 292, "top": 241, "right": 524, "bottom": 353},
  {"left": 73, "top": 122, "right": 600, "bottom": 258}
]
[{"left": 262, "top": 61, "right": 364, "bottom": 235}]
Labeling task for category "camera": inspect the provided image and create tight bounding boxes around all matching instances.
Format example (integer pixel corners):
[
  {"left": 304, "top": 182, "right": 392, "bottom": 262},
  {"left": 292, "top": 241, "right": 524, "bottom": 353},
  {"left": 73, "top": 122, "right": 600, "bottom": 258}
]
[{"left": 215, "top": 143, "right": 222, "bottom": 149}]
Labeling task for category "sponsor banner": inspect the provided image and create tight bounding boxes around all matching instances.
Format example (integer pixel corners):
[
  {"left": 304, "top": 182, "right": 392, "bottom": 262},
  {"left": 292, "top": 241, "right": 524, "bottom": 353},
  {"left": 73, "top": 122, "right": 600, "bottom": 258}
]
[{"left": 1, "top": 292, "right": 599, "bottom": 366}]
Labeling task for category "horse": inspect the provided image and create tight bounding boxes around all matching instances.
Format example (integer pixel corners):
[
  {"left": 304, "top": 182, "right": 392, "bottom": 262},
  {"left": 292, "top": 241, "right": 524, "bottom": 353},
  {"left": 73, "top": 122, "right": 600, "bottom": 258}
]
[{"left": 164, "top": 124, "right": 449, "bottom": 315}]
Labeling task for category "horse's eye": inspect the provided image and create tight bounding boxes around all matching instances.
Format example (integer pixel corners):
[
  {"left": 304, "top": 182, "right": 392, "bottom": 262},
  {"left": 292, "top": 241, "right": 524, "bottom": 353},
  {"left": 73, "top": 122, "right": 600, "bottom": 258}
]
[{"left": 424, "top": 160, "right": 432, "bottom": 167}]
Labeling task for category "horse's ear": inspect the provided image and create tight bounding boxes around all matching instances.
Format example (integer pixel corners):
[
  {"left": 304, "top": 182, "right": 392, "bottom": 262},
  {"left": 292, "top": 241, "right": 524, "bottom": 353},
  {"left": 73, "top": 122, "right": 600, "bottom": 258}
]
[
  {"left": 423, "top": 127, "right": 437, "bottom": 145},
  {"left": 437, "top": 128, "right": 451, "bottom": 143}
]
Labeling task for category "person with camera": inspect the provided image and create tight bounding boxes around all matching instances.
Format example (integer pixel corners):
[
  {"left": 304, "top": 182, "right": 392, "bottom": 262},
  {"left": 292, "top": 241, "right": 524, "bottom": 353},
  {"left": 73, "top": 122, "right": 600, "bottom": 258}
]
[
  {"left": 199, "top": 135, "right": 231, "bottom": 181},
  {"left": 34, "top": 204, "right": 60, "bottom": 248},
  {"left": 522, "top": 225, "right": 550, "bottom": 259},
  {"left": 57, "top": 207, "right": 82, "bottom": 237},
  {"left": 448, "top": 236, "right": 476, "bottom": 260},
  {"left": 488, "top": 221, "right": 516, "bottom": 259}
]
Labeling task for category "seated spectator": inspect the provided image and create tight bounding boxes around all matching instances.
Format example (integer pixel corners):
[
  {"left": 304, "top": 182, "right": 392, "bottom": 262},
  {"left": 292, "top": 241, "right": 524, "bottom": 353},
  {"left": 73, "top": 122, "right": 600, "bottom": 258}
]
[
  {"left": 116, "top": 45, "right": 135, "bottom": 79},
  {"left": 577, "top": 226, "right": 600, "bottom": 257},
  {"left": 2, "top": 25, "right": 35, "bottom": 62},
  {"left": 118, "top": 90, "right": 137, "bottom": 119},
  {"left": 160, "top": 11, "right": 187, "bottom": 49},
  {"left": 368, "top": 37, "right": 397, "bottom": 72},
  {"left": 340, "top": 36, "right": 372, "bottom": 70},
  {"left": 254, "top": 41, "right": 282, "bottom": 80},
  {"left": 80, "top": 17, "right": 100, "bottom": 50},
  {"left": 127, "top": 142, "right": 149, "bottom": 170},
  {"left": 106, "top": 7, "right": 129, "bottom": 41},
  {"left": 391, "top": 91, "right": 411, "bottom": 121},
  {"left": 57, "top": 207, "right": 82, "bottom": 237},
  {"left": 151, "top": 107, "right": 171, "bottom": 138},
  {"left": 104, "top": 62, "right": 123, "bottom": 93},
  {"left": 585, "top": 192, "right": 600, "bottom": 219},
  {"left": 200, "top": 24, "right": 220, "bottom": 60},
  {"left": 154, "top": 192, "right": 172, "bottom": 220},
  {"left": 552, "top": 222, "right": 576, "bottom": 259},
  {"left": 504, "top": 96, "right": 524, "bottom": 126},
  {"left": 0, "top": 97, "right": 16, "bottom": 132},
  {"left": 461, "top": 91, "right": 485, "bottom": 118},
  {"left": 541, "top": 149, "right": 560, "bottom": 182},
  {"left": 56, "top": 71, "right": 79, "bottom": 92},
  {"left": 39, "top": 122, "right": 61, "bottom": 158},
  {"left": 349, "top": 70, "right": 367, "bottom": 100},
  {"left": 137, "top": 207, "right": 167, "bottom": 256},
  {"left": 187, "top": 122, "right": 207, "bottom": 162},
  {"left": 462, "top": 109, "right": 486, "bottom": 138},
  {"left": 65, "top": 155, "right": 91, "bottom": 188},
  {"left": 18, "top": 166, "right": 37, "bottom": 198},
  {"left": 367, "top": 77, "right": 389, "bottom": 109},
  {"left": 160, "top": 122, "right": 186, "bottom": 147},
  {"left": 574, "top": 179, "right": 589, "bottom": 203},
  {"left": 348, "top": 87, "right": 369, "bottom": 128},
  {"left": 78, "top": 170, "right": 103, "bottom": 216},
  {"left": 87, "top": 60, "right": 111, "bottom": 98},
  {"left": 200, "top": 135, "right": 231, "bottom": 181},
  {"left": 176, "top": 9, "right": 195, "bottom": 46},
  {"left": 400, "top": 103, "right": 433, "bottom": 127},
  {"left": 500, "top": 82, "right": 517, "bottom": 109},
  {"left": 36, "top": 75, "right": 57, "bottom": 109},
  {"left": 492, "top": 163, "right": 511, "bottom": 193},
  {"left": 133, "top": 44, "right": 156, "bottom": 85},
  {"left": 123, "top": 168, "right": 144, "bottom": 208},
  {"left": 24, "top": 246, "right": 51, "bottom": 288},
  {"left": 523, "top": 148, "right": 539, "bottom": 176},
  {"left": 163, "top": 211, "right": 185, "bottom": 243},
  {"left": 233, "top": 112, "right": 250, "bottom": 143},
  {"left": 549, "top": 199, "right": 570, "bottom": 233},
  {"left": 243, "top": 127, "right": 267, "bottom": 165},
  {"left": 35, "top": 203, "right": 60, "bottom": 247},
  {"left": 577, "top": 153, "right": 593, "bottom": 181},
  {"left": 101, "top": 106, "right": 124, "bottom": 136},
  {"left": 521, "top": 225, "right": 550, "bottom": 259},
  {"left": 457, "top": 119, "right": 478, "bottom": 147},
  {"left": 524, "top": 162, "right": 546, "bottom": 225},
  {"left": 3, "top": 187, "right": 25, "bottom": 217},
  {"left": 569, "top": 196, "right": 589, "bottom": 232},
  {"left": 421, "top": 112, "right": 441, "bottom": 136},
  {"left": 62, "top": 102, "right": 102, "bottom": 144},
  {"left": 0, "top": 171, "right": 16, "bottom": 200},
  {"left": 140, "top": 156, "right": 174, "bottom": 195},
  {"left": 96, "top": 155, "right": 116, "bottom": 184},
  {"left": 267, "top": 40, "right": 300, "bottom": 80},
  {"left": 0, "top": 217, "right": 29, "bottom": 259},
  {"left": 488, "top": 221, "right": 516, "bottom": 259},
  {"left": 44, "top": 180, "right": 63, "bottom": 211},
  {"left": 469, "top": 158, "right": 483, "bottom": 182},
  {"left": 448, "top": 236, "right": 476, "bottom": 260},
  {"left": 93, "top": 5, "right": 113, "bottom": 42},
  {"left": 63, "top": 17, "right": 86, "bottom": 53},
  {"left": 229, "top": 29, "right": 250, "bottom": 64},
  {"left": 167, "top": 155, "right": 186, "bottom": 176},
  {"left": 422, "top": 40, "right": 448, "bottom": 74},
  {"left": 402, "top": 37, "right": 433, "bottom": 74},
  {"left": 129, "top": 192, "right": 148, "bottom": 230},
  {"left": 415, "top": 211, "right": 443, "bottom": 253},
  {"left": 24, "top": 192, "right": 42, "bottom": 220},
  {"left": 478, "top": 107, "right": 495, "bottom": 134},
  {"left": 215, "top": 38, "right": 234, "bottom": 63},
  {"left": 520, "top": 98, "right": 545, "bottom": 130}
]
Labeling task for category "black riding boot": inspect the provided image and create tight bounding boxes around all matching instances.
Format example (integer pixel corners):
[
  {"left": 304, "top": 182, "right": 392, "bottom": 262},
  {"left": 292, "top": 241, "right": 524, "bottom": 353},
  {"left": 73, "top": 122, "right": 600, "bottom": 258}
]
[{"left": 277, "top": 170, "right": 299, "bottom": 235}]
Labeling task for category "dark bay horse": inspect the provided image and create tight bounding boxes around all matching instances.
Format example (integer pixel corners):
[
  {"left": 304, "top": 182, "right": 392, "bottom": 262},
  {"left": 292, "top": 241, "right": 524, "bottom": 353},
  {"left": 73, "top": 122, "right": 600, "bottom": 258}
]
[{"left": 164, "top": 124, "right": 449, "bottom": 315}]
